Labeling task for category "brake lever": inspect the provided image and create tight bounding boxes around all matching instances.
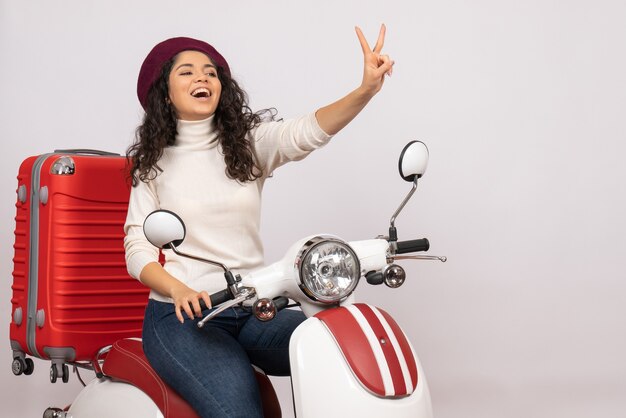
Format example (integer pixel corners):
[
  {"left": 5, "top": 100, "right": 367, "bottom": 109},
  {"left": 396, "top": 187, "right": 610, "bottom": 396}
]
[
  {"left": 197, "top": 288, "right": 256, "bottom": 329},
  {"left": 393, "top": 255, "right": 447, "bottom": 262}
]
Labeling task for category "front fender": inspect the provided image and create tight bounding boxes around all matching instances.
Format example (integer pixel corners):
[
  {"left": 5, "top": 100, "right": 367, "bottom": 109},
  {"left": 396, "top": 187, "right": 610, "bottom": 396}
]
[{"left": 289, "top": 304, "right": 433, "bottom": 418}]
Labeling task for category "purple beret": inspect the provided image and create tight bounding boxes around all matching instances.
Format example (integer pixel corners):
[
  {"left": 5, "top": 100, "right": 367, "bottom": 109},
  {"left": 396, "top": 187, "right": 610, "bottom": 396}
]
[{"left": 137, "top": 37, "right": 230, "bottom": 109}]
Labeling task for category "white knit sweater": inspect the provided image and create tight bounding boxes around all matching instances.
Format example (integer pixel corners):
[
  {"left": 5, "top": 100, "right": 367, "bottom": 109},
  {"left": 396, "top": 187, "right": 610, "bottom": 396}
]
[{"left": 123, "top": 113, "right": 332, "bottom": 302}]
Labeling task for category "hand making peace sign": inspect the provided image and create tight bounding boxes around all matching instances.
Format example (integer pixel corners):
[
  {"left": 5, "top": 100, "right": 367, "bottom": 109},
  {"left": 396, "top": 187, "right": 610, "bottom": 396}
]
[
  {"left": 314, "top": 24, "right": 395, "bottom": 135},
  {"left": 356, "top": 24, "right": 395, "bottom": 95}
]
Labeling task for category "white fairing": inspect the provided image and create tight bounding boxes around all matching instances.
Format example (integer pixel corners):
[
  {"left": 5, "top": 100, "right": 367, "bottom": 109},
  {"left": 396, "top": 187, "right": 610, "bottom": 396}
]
[
  {"left": 400, "top": 141, "right": 429, "bottom": 179},
  {"left": 349, "top": 239, "right": 389, "bottom": 272},
  {"left": 243, "top": 237, "right": 389, "bottom": 317},
  {"left": 290, "top": 317, "right": 433, "bottom": 418},
  {"left": 68, "top": 378, "right": 163, "bottom": 418}
]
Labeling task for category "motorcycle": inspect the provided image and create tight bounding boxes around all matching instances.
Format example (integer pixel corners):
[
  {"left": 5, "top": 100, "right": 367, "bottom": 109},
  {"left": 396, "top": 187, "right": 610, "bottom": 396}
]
[{"left": 45, "top": 140, "right": 446, "bottom": 418}]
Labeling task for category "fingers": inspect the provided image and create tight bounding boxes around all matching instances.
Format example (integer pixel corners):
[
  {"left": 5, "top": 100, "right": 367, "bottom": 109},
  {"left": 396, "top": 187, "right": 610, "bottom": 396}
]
[
  {"left": 199, "top": 291, "right": 212, "bottom": 311},
  {"left": 180, "top": 298, "right": 196, "bottom": 323},
  {"left": 356, "top": 24, "right": 394, "bottom": 94},
  {"left": 372, "top": 24, "right": 386, "bottom": 54},
  {"left": 356, "top": 24, "right": 387, "bottom": 55},
  {"left": 189, "top": 298, "right": 203, "bottom": 318},
  {"left": 378, "top": 54, "right": 394, "bottom": 76},
  {"left": 355, "top": 26, "right": 371, "bottom": 55},
  {"left": 174, "top": 305, "right": 185, "bottom": 324},
  {"left": 174, "top": 291, "right": 210, "bottom": 324}
]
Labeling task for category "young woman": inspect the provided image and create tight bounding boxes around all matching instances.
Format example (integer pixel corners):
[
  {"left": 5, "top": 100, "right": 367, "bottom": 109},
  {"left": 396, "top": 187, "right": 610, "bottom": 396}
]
[{"left": 124, "top": 26, "right": 394, "bottom": 418}]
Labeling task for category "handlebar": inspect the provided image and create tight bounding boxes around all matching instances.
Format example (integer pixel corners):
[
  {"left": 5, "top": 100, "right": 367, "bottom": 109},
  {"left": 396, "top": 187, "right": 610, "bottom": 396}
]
[
  {"left": 273, "top": 296, "right": 290, "bottom": 311},
  {"left": 198, "top": 289, "right": 234, "bottom": 311},
  {"left": 396, "top": 238, "right": 430, "bottom": 254},
  {"left": 199, "top": 290, "right": 289, "bottom": 314}
]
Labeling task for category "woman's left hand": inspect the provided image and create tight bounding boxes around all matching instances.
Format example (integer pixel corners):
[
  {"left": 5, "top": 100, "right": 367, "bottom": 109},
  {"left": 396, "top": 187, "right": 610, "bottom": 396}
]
[
  {"left": 314, "top": 24, "right": 395, "bottom": 135},
  {"left": 356, "top": 24, "right": 395, "bottom": 96}
]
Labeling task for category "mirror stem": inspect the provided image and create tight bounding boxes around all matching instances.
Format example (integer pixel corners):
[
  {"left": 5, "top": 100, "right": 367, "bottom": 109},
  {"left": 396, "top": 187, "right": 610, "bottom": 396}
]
[
  {"left": 390, "top": 177, "right": 419, "bottom": 229},
  {"left": 167, "top": 243, "right": 230, "bottom": 273},
  {"left": 167, "top": 244, "right": 240, "bottom": 298}
]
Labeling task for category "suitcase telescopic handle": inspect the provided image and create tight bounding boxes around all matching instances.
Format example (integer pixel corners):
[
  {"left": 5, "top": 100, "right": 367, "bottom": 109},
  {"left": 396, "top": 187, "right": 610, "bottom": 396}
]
[{"left": 53, "top": 149, "right": 120, "bottom": 156}]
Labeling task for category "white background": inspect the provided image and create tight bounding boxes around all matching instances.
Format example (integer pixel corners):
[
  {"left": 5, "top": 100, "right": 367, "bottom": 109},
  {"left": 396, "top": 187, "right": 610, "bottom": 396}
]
[{"left": 1, "top": 1, "right": 625, "bottom": 417}]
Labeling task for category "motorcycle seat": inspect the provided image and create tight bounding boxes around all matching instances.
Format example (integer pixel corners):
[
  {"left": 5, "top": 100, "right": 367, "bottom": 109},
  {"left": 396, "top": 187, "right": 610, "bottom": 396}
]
[
  {"left": 102, "top": 338, "right": 200, "bottom": 418},
  {"left": 102, "top": 338, "right": 281, "bottom": 418}
]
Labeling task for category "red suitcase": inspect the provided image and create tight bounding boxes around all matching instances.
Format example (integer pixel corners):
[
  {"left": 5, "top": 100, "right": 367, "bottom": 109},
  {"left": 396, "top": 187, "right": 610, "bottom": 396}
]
[{"left": 9, "top": 149, "right": 149, "bottom": 382}]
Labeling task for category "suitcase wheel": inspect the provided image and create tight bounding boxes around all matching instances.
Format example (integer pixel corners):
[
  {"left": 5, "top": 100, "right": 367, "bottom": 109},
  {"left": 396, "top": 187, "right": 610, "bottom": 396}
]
[
  {"left": 62, "top": 364, "right": 69, "bottom": 383},
  {"left": 49, "top": 363, "right": 70, "bottom": 383},
  {"left": 12, "top": 357, "right": 34, "bottom": 376}
]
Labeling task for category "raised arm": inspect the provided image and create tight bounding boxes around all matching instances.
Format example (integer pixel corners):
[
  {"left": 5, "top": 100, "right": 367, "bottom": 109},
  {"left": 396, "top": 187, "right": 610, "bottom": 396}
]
[{"left": 315, "top": 24, "right": 395, "bottom": 135}]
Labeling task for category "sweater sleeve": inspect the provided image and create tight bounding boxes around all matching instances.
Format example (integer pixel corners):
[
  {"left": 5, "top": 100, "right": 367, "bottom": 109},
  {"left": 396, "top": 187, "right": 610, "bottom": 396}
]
[
  {"left": 123, "top": 177, "right": 160, "bottom": 281},
  {"left": 252, "top": 112, "right": 333, "bottom": 175}
]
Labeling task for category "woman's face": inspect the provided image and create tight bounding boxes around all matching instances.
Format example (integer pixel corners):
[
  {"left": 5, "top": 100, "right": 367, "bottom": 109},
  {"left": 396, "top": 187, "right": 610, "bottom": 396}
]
[{"left": 168, "top": 50, "right": 222, "bottom": 121}]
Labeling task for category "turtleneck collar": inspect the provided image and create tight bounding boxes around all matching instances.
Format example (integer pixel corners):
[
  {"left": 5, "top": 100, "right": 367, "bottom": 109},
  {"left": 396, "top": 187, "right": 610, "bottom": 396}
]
[{"left": 175, "top": 115, "right": 218, "bottom": 150}]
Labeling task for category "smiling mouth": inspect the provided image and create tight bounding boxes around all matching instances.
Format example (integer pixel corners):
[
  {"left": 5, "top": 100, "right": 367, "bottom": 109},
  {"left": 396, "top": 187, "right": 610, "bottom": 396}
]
[{"left": 191, "top": 88, "right": 211, "bottom": 98}]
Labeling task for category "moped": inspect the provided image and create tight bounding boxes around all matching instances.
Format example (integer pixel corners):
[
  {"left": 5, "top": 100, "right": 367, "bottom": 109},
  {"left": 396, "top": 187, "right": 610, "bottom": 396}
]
[{"left": 45, "top": 140, "right": 446, "bottom": 418}]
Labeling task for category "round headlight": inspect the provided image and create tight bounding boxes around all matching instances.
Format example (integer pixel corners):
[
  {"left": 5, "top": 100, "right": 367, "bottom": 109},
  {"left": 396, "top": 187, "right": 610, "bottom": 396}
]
[{"left": 296, "top": 236, "right": 361, "bottom": 304}]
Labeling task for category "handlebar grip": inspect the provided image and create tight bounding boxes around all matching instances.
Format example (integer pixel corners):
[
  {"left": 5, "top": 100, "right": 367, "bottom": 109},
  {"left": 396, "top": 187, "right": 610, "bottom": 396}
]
[
  {"left": 396, "top": 238, "right": 430, "bottom": 254},
  {"left": 365, "top": 271, "right": 384, "bottom": 285},
  {"left": 198, "top": 289, "right": 233, "bottom": 311},
  {"left": 273, "top": 296, "right": 290, "bottom": 311}
]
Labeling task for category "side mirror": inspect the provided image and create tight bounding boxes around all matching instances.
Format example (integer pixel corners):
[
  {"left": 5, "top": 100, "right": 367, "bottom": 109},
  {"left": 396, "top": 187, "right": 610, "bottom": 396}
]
[
  {"left": 398, "top": 140, "right": 429, "bottom": 182},
  {"left": 389, "top": 141, "right": 429, "bottom": 241},
  {"left": 143, "top": 209, "right": 186, "bottom": 249}
]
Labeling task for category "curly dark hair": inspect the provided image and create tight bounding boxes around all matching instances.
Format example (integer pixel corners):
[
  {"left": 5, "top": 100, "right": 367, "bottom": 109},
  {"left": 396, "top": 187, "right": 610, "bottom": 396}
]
[{"left": 127, "top": 56, "right": 275, "bottom": 186}]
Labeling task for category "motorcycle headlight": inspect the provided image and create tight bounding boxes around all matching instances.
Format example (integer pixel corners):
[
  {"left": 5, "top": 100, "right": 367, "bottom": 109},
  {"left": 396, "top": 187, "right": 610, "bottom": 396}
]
[{"left": 295, "top": 236, "right": 361, "bottom": 304}]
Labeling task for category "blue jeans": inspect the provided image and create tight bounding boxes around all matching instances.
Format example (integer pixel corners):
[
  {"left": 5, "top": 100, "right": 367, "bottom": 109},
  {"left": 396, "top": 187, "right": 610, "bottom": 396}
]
[{"left": 142, "top": 299, "right": 305, "bottom": 418}]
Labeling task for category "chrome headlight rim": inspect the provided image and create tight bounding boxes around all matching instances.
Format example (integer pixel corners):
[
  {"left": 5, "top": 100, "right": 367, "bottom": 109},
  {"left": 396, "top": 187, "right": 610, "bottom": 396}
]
[{"left": 294, "top": 235, "right": 361, "bottom": 304}]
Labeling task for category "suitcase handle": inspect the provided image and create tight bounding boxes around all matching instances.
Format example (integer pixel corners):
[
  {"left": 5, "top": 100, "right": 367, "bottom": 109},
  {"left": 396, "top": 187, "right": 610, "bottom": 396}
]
[{"left": 53, "top": 149, "right": 121, "bottom": 156}]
